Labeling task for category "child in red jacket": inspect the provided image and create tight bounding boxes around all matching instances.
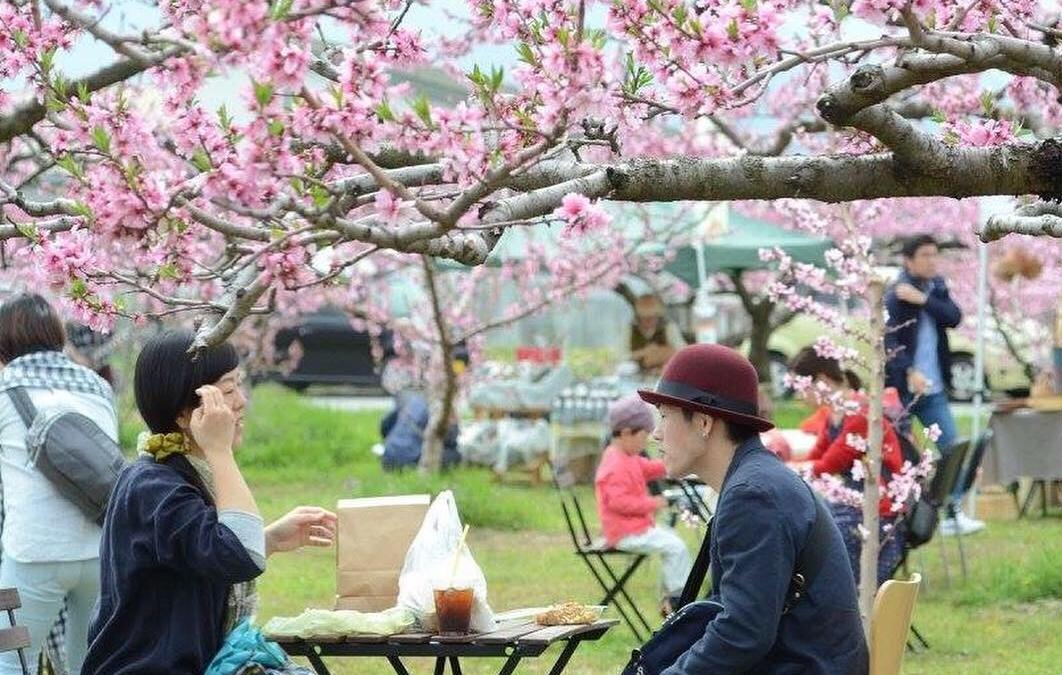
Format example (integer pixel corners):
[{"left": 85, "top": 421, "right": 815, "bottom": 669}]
[{"left": 595, "top": 394, "right": 692, "bottom": 613}]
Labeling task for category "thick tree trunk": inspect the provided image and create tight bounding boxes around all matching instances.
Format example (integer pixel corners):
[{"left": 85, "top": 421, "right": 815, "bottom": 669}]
[{"left": 859, "top": 279, "right": 886, "bottom": 636}]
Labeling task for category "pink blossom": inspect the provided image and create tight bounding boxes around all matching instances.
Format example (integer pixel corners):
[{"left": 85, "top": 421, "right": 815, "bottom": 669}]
[{"left": 923, "top": 423, "right": 943, "bottom": 444}]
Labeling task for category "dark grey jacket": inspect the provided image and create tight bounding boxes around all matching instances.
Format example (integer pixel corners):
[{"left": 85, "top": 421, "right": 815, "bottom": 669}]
[{"left": 663, "top": 438, "right": 868, "bottom": 674}]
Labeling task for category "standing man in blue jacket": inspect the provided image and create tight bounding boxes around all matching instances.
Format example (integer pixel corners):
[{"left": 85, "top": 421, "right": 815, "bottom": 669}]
[
  {"left": 885, "top": 234, "right": 984, "bottom": 536},
  {"left": 639, "top": 344, "right": 867, "bottom": 674}
]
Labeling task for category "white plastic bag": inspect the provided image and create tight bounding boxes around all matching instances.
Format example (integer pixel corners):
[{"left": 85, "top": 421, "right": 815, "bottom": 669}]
[{"left": 396, "top": 491, "right": 495, "bottom": 632}]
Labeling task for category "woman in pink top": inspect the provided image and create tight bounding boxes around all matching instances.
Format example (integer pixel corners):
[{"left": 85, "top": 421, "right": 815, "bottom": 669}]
[{"left": 595, "top": 394, "right": 692, "bottom": 614}]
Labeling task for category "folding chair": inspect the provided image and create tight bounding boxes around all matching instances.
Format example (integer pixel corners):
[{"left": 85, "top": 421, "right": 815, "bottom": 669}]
[
  {"left": 0, "top": 588, "right": 32, "bottom": 675},
  {"left": 556, "top": 489, "right": 653, "bottom": 642},
  {"left": 870, "top": 574, "right": 922, "bottom": 675}
]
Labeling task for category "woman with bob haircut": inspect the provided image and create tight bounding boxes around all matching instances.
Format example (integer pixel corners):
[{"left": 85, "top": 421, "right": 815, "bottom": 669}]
[
  {"left": 0, "top": 293, "right": 116, "bottom": 675},
  {"left": 83, "top": 330, "right": 337, "bottom": 674}
]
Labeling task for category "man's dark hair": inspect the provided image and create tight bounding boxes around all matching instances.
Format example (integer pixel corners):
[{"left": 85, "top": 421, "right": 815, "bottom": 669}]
[
  {"left": 789, "top": 346, "right": 845, "bottom": 384},
  {"left": 901, "top": 234, "right": 938, "bottom": 259},
  {"left": 681, "top": 408, "right": 760, "bottom": 443},
  {"left": 134, "top": 330, "right": 239, "bottom": 434},
  {"left": 0, "top": 293, "right": 65, "bottom": 363}
]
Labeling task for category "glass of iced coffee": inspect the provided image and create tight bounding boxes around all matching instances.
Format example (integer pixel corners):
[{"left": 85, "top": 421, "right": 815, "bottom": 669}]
[{"left": 433, "top": 587, "right": 474, "bottom": 634}]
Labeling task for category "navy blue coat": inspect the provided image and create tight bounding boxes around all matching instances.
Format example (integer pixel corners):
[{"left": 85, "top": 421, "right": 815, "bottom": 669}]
[
  {"left": 884, "top": 271, "right": 963, "bottom": 399},
  {"left": 83, "top": 456, "right": 263, "bottom": 675},
  {"left": 663, "top": 439, "right": 868, "bottom": 674}
]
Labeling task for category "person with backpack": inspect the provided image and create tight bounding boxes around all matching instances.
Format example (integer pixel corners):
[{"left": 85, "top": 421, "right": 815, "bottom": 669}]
[
  {"left": 632, "top": 344, "right": 866, "bottom": 674},
  {"left": 787, "top": 347, "right": 906, "bottom": 587},
  {"left": 83, "top": 330, "right": 335, "bottom": 674},
  {"left": 0, "top": 294, "right": 118, "bottom": 674}
]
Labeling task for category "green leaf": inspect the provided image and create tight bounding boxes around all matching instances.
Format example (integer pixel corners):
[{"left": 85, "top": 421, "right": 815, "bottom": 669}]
[
  {"left": 217, "top": 105, "right": 232, "bottom": 129},
  {"left": 269, "top": 0, "right": 294, "bottom": 21},
  {"left": 253, "top": 80, "right": 275, "bottom": 107},
  {"left": 69, "top": 201, "right": 93, "bottom": 219},
  {"left": 191, "top": 149, "right": 212, "bottom": 173},
  {"left": 15, "top": 222, "right": 38, "bottom": 240},
  {"left": 930, "top": 109, "right": 947, "bottom": 123},
  {"left": 267, "top": 118, "right": 285, "bottom": 136},
  {"left": 727, "top": 19, "right": 740, "bottom": 40},
  {"left": 157, "top": 263, "right": 179, "bottom": 280},
  {"left": 69, "top": 278, "right": 88, "bottom": 299},
  {"left": 987, "top": 14, "right": 998, "bottom": 33},
  {"left": 90, "top": 126, "right": 111, "bottom": 154},
  {"left": 740, "top": 0, "right": 757, "bottom": 11},
  {"left": 12, "top": 30, "right": 28, "bottom": 49},
  {"left": 309, "top": 184, "right": 330, "bottom": 209},
  {"left": 77, "top": 81, "right": 90, "bottom": 103},
  {"left": 39, "top": 48, "right": 57, "bottom": 74},
  {"left": 56, "top": 155, "right": 84, "bottom": 179},
  {"left": 672, "top": 4, "right": 687, "bottom": 25},
  {"left": 411, "top": 94, "right": 433, "bottom": 127},
  {"left": 329, "top": 84, "right": 344, "bottom": 108},
  {"left": 980, "top": 90, "right": 995, "bottom": 114},
  {"left": 490, "top": 66, "right": 504, "bottom": 92},
  {"left": 516, "top": 43, "right": 537, "bottom": 66},
  {"left": 376, "top": 100, "right": 395, "bottom": 122},
  {"left": 467, "top": 64, "right": 485, "bottom": 86}
]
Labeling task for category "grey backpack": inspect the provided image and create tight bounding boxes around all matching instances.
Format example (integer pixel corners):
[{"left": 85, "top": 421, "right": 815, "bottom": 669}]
[{"left": 5, "top": 387, "right": 126, "bottom": 525}]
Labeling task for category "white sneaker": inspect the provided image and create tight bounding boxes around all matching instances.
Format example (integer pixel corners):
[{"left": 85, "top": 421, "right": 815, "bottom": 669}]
[
  {"left": 956, "top": 511, "right": 986, "bottom": 534},
  {"left": 939, "top": 518, "right": 959, "bottom": 536},
  {"left": 940, "top": 511, "right": 985, "bottom": 537}
]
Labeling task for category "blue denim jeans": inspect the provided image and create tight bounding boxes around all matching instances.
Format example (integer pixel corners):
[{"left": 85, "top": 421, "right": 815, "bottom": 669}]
[{"left": 906, "top": 391, "right": 964, "bottom": 506}]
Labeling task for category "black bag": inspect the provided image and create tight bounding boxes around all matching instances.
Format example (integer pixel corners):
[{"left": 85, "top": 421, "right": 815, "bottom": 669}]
[
  {"left": 6, "top": 388, "right": 126, "bottom": 525},
  {"left": 623, "top": 488, "right": 834, "bottom": 675},
  {"left": 903, "top": 496, "right": 939, "bottom": 548}
]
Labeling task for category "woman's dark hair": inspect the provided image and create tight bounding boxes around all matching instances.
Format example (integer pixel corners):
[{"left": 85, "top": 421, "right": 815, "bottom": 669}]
[
  {"left": 788, "top": 346, "right": 845, "bottom": 385},
  {"left": 901, "top": 234, "right": 937, "bottom": 259},
  {"left": 843, "top": 369, "right": 863, "bottom": 391},
  {"left": 134, "top": 330, "right": 239, "bottom": 433},
  {"left": 0, "top": 293, "right": 66, "bottom": 363}
]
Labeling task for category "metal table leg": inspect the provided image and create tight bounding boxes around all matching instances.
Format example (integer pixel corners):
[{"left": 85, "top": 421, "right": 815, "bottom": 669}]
[
  {"left": 546, "top": 639, "right": 581, "bottom": 675},
  {"left": 434, "top": 656, "right": 446, "bottom": 675},
  {"left": 305, "top": 650, "right": 332, "bottom": 675},
  {"left": 387, "top": 655, "right": 412, "bottom": 675},
  {"left": 496, "top": 652, "right": 523, "bottom": 675},
  {"left": 449, "top": 656, "right": 463, "bottom": 675}
]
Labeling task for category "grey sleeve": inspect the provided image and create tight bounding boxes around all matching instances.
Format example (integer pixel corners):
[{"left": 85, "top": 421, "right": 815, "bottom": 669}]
[{"left": 218, "top": 509, "right": 267, "bottom": 571}]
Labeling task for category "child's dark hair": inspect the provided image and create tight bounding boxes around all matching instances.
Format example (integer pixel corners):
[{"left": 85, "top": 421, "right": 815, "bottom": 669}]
[{"left": 0, "top": 293, "right": 65, "bottom": 363}]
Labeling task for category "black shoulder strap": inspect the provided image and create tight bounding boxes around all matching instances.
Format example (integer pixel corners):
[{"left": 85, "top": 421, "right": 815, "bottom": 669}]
[
  {"left": 677, "top": 483, "right": 835, "bottom": 612},
  {"left": 678, "top": 518, "right": 713, "bottom": 608},
  {"left": 5, "top": 388, "right": 38, "bottom": 428}
]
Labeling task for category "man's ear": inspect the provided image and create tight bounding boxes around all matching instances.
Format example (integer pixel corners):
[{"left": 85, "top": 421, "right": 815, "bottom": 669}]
[{"left": 697, "top": 413, "right": 714, "bottom": 439}]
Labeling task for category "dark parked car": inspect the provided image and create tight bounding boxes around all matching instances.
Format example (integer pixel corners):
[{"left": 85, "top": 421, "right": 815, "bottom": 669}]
[{"left": 267, "top": 308, "right": 389, "bottom": 392}]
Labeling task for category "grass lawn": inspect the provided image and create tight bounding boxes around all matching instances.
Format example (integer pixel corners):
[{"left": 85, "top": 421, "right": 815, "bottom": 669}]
[{"left": 161, "top": 386, "right": 1061, "bottom": 674}]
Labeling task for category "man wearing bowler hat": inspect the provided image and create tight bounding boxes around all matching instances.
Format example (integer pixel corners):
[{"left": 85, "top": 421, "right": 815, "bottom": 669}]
[{"left": 639, "top": 344, "right": 868, "bottom": 674}]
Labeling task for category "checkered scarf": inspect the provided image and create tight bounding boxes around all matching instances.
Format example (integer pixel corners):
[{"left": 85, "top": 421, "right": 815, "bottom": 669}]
[{"left": 0, "top": 351, "right": 113, "bottom": 401}]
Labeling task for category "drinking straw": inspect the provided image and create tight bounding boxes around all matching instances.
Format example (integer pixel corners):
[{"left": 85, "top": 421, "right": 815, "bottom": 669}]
[{"left": 448, "top": 524, "right": 471, "bottom": 588}]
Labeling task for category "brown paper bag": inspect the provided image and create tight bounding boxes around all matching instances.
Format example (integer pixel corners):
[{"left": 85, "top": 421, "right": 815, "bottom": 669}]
[{"left": 335, "top": 495, "right": 430, "bottom": 609}]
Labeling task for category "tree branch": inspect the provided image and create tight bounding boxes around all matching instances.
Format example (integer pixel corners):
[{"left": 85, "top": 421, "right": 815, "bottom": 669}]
[{"left": 980, "top": 202, "right": 1062, "bottom": 241}]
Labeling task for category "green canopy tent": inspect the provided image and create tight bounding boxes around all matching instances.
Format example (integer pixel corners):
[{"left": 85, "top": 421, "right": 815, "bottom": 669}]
[{"left": 664, "top": 209, "right": 834, "bottom": 288}]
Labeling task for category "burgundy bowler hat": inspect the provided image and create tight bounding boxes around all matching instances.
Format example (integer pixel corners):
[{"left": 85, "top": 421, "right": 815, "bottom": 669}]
[{"left": 638, "top": 344, "right": 774, "bottom": 432}]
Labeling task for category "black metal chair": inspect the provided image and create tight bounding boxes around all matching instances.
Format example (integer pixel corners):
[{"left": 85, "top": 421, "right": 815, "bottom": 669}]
[
  {"left": 0, "top": 588, "right": 31, "bottom": 675},
  {"left": 556, "top": 489, "right": 653, "bottom": 642},
  {"left": 895, "top": 436, "right": 976, "bottom": 651}
]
